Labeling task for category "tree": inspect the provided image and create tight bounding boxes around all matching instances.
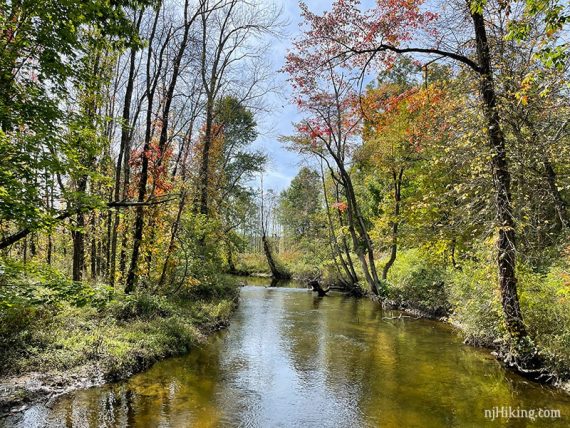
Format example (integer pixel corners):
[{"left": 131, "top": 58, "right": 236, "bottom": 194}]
[
  {"left": 289, "top": 0, "right": 552, "bottom": 370},
  {"left": 282, "top": 58, "right": 384, "bottom": 296},
  {"left": 278, "top": 167, "right": 323, "bottom": 243},
  {"left": 259, "top": 175, "right": 290, "bottom": 280},
  {"left": 358, "top": 64, "right": 449, "bottom": 279},
  {"left": 196, "top": 0, "right": 280, "bottom": 215},
  {"left": 0, "top": 0, "right": 150, "bottom": 249}
]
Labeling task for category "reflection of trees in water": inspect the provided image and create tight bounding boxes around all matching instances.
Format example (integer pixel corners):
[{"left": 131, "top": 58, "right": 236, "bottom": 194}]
[
  {"left": 27, "top": 289, "right": 570, "bottom": 427},
  {"left": 312, "top": 295, "right": 323, "bottom": 310},
  {"left": 49, "top": 340, "right": 226, "bottom": 427}
]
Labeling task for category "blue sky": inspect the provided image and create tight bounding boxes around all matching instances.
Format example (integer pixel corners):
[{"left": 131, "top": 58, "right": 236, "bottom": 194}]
[
  {"left": 251, "top": 0, "right": 338, "bottom": 194},
  {"left": 252, "top": 0, "right": 378, "bottom": 193}
]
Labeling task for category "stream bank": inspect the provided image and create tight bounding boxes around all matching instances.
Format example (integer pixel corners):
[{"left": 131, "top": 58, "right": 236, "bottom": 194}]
[{"left": 0, "top": 284, "right": 239, "bottom": 417}]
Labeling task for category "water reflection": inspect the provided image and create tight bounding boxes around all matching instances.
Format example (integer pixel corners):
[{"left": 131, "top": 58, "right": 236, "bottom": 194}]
[
  {"left": 5, "top": 285, "right": 570, "bottom": 427},
  {"left": 234, "top": 275, "right": 307, "bottom": 289}
]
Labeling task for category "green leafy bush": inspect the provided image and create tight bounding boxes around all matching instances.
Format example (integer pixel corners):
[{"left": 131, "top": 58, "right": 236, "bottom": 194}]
[
  {"left": 109, "top": 294, "right": 174, "bottom": 321},
  {"left": 518, "top": 262, "right": 570, "bottom": 376},
  {"left": 446, "top": 258, "right": 505, "bottom": 347},
  {"left": 386, "top": 249, "right": 451, "bottom": 317}
]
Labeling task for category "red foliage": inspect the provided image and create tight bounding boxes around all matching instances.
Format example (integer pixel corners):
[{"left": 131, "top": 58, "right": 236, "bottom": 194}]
[
  {"left": 284, "top": 0, "right": 438, "bottom": 83},
  {"left": 129, "top": 139, "right": 174, "bottom": 197},
  {"left": 332, "top": 201, "right": 349, "bottom": 213}
]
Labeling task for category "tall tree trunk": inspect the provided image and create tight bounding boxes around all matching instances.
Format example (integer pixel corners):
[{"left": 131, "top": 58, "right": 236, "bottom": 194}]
[
  {"left": 90, "top": 213, "right": 97, "bottom": 280},
  {"left": 470, "top": 7, "right": 528, "bottom": 345},
  {"left": 340, "top": 169, "right": 382, "bottom": 296},
  {"left": 47, "top": 234, "right": 53, "bottom": 265},
  {"left": 382, "top": 168, "right": 403, "bottom": 280},
  {"left": 72, "top": 46, "right": 103, "bottom": 282},
  {"left": 227, "top": 242, "right": 237, "bottom": 273},
  {"left": 125, "top": 8, "right": 162, "bottom": 293},
  {"left": 543, "top": 158, "right": 568, "bottom": 229},
  {"left": 109, "top": 14, "right": 141, "bottom": 287},
  {"left": 46, "top": 176, "right": 54, "bottom": 265},
  {"left": 29, "top": 233, "right": 36, "bottom": 257},
  {"left": 320, "top": 162, "right": 358, "bottom": 285},
  {"left": 333, "top": 186, "right": 359, "bottom": 282},
  {"left": 22, "top": 237, "right": 27, "bottom": 264},
  {"left": 158, "top": 192, "right": 187, "bottom": 287},
  {"left": 199, "top": 100, "right": 214, "bottom": 214},
  {"left": 262, "top": 233, "right": 289, "bottom": 280},
  {"left": 72, "top": 219, "right": 85, "bottom": 281},
  {"left": 72, "top": 177, "right": 88, "bottom": 282}
]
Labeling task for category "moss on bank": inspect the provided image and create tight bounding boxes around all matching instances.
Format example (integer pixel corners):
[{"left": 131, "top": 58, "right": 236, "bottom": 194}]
[{"left": 0, "top": 265, "right": 239, "bottom": 413}]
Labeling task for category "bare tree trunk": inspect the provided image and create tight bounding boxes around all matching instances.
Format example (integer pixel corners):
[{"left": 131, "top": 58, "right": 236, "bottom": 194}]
[
  {"left": 262, "top": 234, "right": 288, "bottom": 279},
  {"left": 260, "top": 175, "right": 289, "bottom": 279},
  {"left": 72, "top": 177, "right": 87, "bottom": 282},
  {"left": 46, "top": 177, "right": 54, "bottom": 265},
  {"left": 340, "top": 168, "right": 382, "bottom": 296},
  {"left": 158, "top": 192, "right": 187, "bottom": 287},
  {"left": 199, "top": 98, "right": 214, "bottom": 214},
  {"left": 125, "top": 7, "right": 163, "bottom": 293},
  {"left": 332, "top": 180, "right": 359, "bottom": 282},
  {"left": 543, "top": 158, "right": 569, "bottom": 229},
  {"left": 382, "top": 168, "right": 403, "bottom": 280},
  {"left": 90, "top": 213, "right": 97, "bottom": 280},
  {"left": 109, "top": 13, "right": 142, "bottom": 287},
  {"left": 319, "top": 161, "right": 357, "bottom": 285}
]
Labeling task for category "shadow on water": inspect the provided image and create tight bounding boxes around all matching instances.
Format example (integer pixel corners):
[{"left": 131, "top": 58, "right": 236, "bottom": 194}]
[{"left": 5, "top": 281, "right": 570, "bottom": 428}]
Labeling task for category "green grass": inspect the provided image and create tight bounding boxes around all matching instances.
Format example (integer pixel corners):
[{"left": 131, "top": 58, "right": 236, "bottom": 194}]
[{"left": 0, "top": 270, "right": 239, "bottom": 382}]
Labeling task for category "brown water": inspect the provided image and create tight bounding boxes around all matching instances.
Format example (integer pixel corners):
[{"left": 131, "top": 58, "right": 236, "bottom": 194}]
[{"left": 5, "top": 284, "right": 570, "bottom": 427}]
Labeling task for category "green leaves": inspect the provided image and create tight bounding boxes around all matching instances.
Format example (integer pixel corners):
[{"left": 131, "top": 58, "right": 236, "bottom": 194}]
[
  {"left": 469, "top": 0, "right": 488, "bottom": 15},
  {"left": 0, "top": 0, "right": 149, "bottom": 237},
  {"left": 278, "top": 167, "right": 324, "bottom": 243},
  {"left": 506, "top": 0, "right": 569, "bottom": 71}
]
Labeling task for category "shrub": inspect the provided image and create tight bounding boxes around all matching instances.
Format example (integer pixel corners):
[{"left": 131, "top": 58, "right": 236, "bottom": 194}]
[
  {"left": 446, "top": 258, "right": 505, "bottom": 347},
  {"left": 518, "top": 263, "right": 570, "bottom": 377},
  {"left": 109, "top": 294, "right": 174, "bottom": 321},
  {"left": 386, "top": 249, "right": 451, "bottom": 317}
]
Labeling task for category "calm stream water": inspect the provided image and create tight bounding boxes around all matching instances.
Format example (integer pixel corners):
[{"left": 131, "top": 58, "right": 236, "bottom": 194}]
[{"left": 6, "top": 281, "right": 570, "bottom": 427}]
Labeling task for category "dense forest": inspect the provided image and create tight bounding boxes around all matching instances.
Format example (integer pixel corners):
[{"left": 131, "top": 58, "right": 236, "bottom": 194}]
[{"left": 1, "top": 0, "right": 570, "bottom": 415}]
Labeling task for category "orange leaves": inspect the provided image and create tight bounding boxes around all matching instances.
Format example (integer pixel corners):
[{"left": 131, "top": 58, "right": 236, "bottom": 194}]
[
  {"left": 361, "top": 82, "right": 450, "bottom": 160},
  {"left": 129, "top": 138, "right": 174, "bottom": 198},
  {"left": 332, "top": 201, "right": 349, "bottom": 213}
]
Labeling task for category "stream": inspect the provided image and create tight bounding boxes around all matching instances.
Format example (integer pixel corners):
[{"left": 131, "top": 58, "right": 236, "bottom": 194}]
[{"left": 5, "top": 280, "right": 570, "bottom": 427}]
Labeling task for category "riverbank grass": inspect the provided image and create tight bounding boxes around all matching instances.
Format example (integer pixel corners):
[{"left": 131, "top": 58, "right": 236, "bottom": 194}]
[{"left": 0, "top": 261, "right": 239, "bottom": 412}]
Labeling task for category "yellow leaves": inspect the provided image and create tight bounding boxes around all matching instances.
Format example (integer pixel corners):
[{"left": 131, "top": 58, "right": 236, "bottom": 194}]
[
  {"left": 515, "top": 73, "right": 536, "bottom": 106},
  {"left": 560, "top": 271, "right": 570, "bottom": 290}
]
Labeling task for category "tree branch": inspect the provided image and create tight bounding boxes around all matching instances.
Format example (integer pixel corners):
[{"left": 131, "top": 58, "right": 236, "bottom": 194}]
[
  {"left": 0, "top": 197, "right": 178, "bottom": 250},
  {"left": 348, "top": 45, "right": 482, "bottom": 74}
]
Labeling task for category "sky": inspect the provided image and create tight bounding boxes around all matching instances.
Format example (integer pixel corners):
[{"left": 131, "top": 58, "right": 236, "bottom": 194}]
[
  {"left": 251, "top": 0, "right": 381, "bottom": 193},
  {"left": 250, "top": 0, "right": 338, "bottom": 194}
]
